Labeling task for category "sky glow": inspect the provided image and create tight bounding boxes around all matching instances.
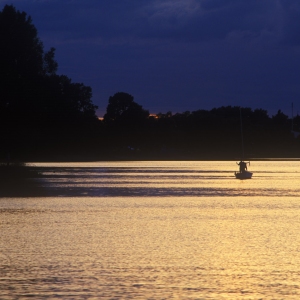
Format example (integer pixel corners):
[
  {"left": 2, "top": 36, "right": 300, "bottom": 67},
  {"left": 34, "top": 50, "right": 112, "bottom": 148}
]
[{"left": 1, "top": 0, "right": 300, "bottom": 117}]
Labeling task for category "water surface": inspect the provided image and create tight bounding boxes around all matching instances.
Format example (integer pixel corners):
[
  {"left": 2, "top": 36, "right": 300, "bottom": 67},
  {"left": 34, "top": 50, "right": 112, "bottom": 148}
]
[{"left": 1, "top": 161, "right": 300, "bottom": 299}]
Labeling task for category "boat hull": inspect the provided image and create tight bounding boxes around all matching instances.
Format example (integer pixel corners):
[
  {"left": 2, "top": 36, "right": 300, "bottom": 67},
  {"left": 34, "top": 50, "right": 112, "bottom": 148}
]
[{"left": 235, "top": 171, "right": 253, "bottom": 180}]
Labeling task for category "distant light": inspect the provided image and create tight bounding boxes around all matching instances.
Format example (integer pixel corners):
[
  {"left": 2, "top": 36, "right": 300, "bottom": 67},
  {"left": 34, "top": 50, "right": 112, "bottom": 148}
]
[{"left": 149, "top": 114, "right": 158, "bottom": 119}]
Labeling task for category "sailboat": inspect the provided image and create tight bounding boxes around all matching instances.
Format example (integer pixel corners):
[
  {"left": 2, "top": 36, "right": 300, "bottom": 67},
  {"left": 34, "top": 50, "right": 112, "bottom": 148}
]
[
  {"left": 235, "top": 164, "right": 252, "bottom": 179},
  {"left": 234, "top": 108, "right": 253, "bottom": 179}
]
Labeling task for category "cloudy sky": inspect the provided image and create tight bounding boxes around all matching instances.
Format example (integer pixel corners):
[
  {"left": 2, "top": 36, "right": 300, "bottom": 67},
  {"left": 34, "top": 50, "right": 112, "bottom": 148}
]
[{"left": 1, "top": 0, "right": 300, "bottom": 117}]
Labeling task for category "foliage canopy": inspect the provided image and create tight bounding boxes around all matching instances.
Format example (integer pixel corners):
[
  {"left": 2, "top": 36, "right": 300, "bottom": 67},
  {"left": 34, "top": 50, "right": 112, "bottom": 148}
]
[
  {"left": 104, "top": 92, "right": 149, "bottom": 129},
  {"left": 0, "top": 5, "right": 99, "bottom": 160}
]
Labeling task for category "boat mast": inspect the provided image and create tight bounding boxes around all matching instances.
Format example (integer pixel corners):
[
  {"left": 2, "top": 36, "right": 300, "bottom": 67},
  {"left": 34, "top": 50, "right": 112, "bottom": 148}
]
[
  {"left": 240, "top": 107, "right": 244, "bottom": 160},
  {"left": 292, "top": 102, "right": 294, "bottom": 132}
]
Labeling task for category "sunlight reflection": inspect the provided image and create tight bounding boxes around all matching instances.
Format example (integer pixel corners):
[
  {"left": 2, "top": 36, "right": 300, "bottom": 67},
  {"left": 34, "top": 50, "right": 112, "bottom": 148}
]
[{"left": 2, "top": 161, "right": 300, "bottom": 298}]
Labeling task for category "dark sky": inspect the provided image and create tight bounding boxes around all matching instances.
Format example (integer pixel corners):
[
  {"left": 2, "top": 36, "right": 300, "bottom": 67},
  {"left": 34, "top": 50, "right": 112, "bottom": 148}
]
[{"left": 2, "top": 0, "right": 300, "bottom": 117}]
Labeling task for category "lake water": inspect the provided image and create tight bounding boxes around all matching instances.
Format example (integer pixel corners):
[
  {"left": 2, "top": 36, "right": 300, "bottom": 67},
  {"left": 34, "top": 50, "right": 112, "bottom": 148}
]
[{"left": 1, "top": 161, "right": 300, "bottom": 299}]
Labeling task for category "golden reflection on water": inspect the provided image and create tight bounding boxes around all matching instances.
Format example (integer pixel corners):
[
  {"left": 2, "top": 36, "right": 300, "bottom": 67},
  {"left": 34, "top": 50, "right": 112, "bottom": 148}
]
[{"left": 1, "top": 161, "right": 300, "bottom": 299}]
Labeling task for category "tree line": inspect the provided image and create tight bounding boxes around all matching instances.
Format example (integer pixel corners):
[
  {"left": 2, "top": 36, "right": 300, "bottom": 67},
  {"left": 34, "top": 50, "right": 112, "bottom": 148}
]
[
  {"left": 101, "top": 95, "right": 300, "bottom": 160},
  {"left": 1, "top": 5, "right": 300, "bottom": 161}
]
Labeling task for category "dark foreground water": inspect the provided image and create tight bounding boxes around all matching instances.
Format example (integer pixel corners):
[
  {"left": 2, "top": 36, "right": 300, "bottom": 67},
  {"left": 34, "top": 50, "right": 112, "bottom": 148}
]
[{"left": 1, "top": 161, "right": 300, "bottom": 299}]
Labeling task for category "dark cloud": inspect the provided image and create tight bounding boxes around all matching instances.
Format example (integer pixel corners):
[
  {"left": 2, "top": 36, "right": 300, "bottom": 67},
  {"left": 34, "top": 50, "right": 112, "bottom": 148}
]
[
  {"left": 134, "top": 1, "right": 274, "bottom": 43},
  {"left": 1, "top": 0, "right": 300, "bottom": 116}
]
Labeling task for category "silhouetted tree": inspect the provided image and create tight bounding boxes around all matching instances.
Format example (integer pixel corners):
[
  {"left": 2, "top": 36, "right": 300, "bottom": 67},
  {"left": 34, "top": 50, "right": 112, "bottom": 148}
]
[
  {"left": 271, "top": 109, "right": 290, "bottom": 130},
  {"left": 0, "top": 5, "right": 99, "bottom": 160},
  {"left": 43, "top": 47, "right": 58, "bottom": 76},
  {"left": 104, "top": 92, "right": 149, "bottom": 128},
  {"left": 0, "top": 5, "right": 56, "bottom": 109}
]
